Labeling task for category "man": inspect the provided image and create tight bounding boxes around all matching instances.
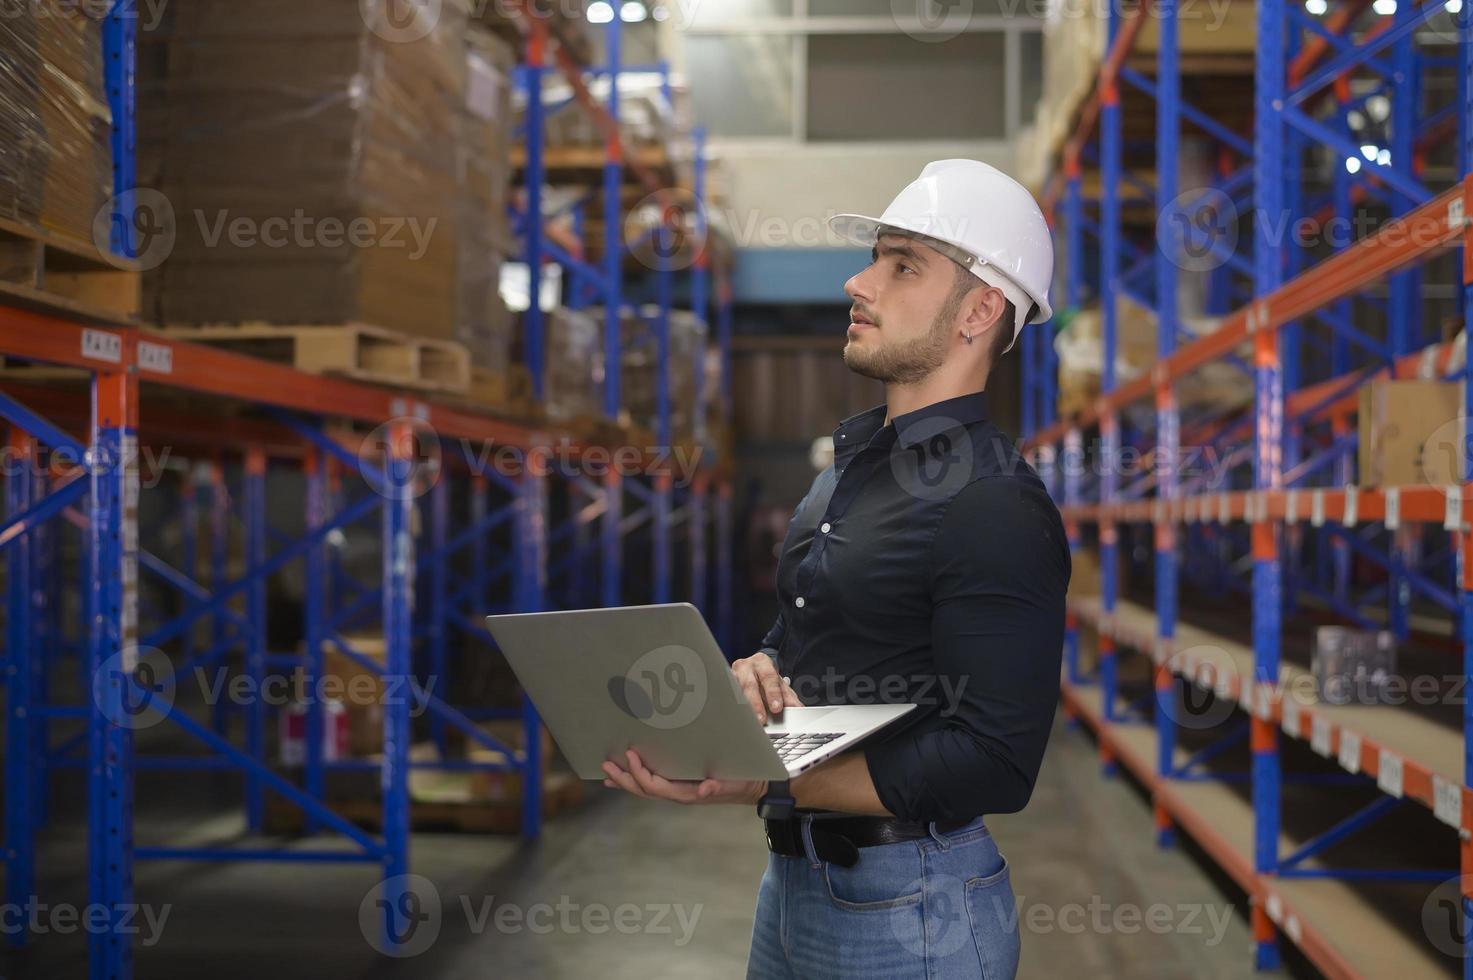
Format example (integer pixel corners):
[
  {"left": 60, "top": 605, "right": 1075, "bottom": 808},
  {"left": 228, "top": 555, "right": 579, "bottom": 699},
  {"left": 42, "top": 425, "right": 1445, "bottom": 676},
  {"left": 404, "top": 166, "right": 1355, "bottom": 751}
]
[{"left": 600, "top": 160, "right": 1070, "bottom": 979}]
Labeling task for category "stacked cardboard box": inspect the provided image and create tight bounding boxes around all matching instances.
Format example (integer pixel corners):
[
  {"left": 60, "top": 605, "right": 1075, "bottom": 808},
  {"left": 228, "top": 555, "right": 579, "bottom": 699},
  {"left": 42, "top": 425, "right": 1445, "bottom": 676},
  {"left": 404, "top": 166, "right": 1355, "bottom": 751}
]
[
  {"left": 457, "top": 28, "right": 519, "bottom": 373},
  {"left": 138, "top": 0, "right": 470, "bottom": 337},
  {"left": 0, "top": 6, "right": 113, "bottom": 244},
  {"left": 1358, "top": 379, "right": 1465, "bottom": 486},
  {"left": 543, "top": 306, "right": 605, "bottom": 422}
]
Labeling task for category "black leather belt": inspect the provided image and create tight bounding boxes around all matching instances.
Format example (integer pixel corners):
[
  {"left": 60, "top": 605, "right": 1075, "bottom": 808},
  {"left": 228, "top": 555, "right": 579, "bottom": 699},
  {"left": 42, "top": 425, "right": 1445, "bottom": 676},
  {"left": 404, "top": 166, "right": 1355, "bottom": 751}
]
[{"left": 764, "top": 815, "right": 972, "bottom": 868}]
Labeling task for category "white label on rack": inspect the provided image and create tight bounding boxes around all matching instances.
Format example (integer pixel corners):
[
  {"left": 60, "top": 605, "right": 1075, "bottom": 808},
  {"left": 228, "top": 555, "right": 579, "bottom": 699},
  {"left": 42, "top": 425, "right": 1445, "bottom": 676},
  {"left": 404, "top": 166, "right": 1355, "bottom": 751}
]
[
  {"left": 1384, "top": 488, "right": 1400, "bottom": 530},
  {"left": 1285, "top": 914, "right": 1302, "bottom": 944},
  {"left": 1450, "top": 196, "right": 1466, "bottom": 229},
  {"left": 1216, "top": 667, "right": 1234, "bottom": 702},
  {"left": 1338, "top": 729, "right": 1362, "bottom": 774},
  {"left": 1254, "top": 683, "right": 1273, "bottom": 719},
  {"left": 137, "top": 341, "right": 172, "bottom": 374},
  {"left": 413, "top": 402, "right": 431, "bottom": 422},
  {"left": 81, "top": 328, "right": 122, "bottom": 364},
  {"left": 1247, "top": 492, "right": 1261, "bottom": 523},
  {"left": 1219, "top": 493, "right": 1231, "bottom": 524},
  {"left": 1434, "top": 776, "right": 1463, "bottom": 828},
  {"left": 390, "top": 398, "right": 408, "bottom": 417},
  {"left": 1311, "top": 716, "right": 1332, "bottom": 757},
  {"left": 1281, "top": 698, "right": 1301, "bottom": 738},
  {"left": 1311, "top": 490, "right": 1325, "bottom": 527},
  {"left": 1446, "top": 486, "right": 1463, "bottom": 532},
  {"left": 1265, "top": 893, "right": 1283, "bottom": 925},
  {"left": 1285, "top": 490, "right": 1298, "bottom": 524},
  {"left": 1342, "top": 486, "right": 1358, "bottom": 526},
  {"left": 1377, "top": 749, "right": 1404, "bottom": 798},
  {"left": 1196, "top": 662, "right": 1213, "bottom": 689}
]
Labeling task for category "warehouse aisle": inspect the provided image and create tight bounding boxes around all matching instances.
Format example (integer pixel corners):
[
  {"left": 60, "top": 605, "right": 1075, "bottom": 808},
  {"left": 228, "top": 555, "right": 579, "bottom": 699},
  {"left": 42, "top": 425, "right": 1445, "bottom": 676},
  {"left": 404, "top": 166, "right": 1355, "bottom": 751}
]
[{"left": 0, "top": 713, "right": 1281, "bottom": 980}]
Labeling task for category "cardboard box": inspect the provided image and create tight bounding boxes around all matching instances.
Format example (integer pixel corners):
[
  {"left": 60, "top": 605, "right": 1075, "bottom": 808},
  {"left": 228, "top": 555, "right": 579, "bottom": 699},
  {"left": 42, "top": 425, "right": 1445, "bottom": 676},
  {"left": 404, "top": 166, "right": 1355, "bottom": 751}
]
[
  {"left": 297, "top": 631, "right": 387, "bottom": 758},
  {"left": 1357, "top": 380, "right": 1465, "bottom": 486}
]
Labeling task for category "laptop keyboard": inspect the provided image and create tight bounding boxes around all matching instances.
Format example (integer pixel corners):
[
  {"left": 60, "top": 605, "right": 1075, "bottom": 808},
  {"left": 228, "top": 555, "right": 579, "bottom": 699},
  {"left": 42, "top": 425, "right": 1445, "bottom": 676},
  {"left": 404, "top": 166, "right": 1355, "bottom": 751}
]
[{"left": 769, "top": 732, "right": 843, "bottom": 764}]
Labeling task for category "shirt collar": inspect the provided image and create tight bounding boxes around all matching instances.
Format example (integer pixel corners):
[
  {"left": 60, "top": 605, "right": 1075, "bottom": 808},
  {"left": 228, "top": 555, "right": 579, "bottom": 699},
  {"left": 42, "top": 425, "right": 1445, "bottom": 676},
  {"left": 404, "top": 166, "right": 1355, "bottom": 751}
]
[{"left": 831, "top": 390, "right": 989, "bottom": 467}]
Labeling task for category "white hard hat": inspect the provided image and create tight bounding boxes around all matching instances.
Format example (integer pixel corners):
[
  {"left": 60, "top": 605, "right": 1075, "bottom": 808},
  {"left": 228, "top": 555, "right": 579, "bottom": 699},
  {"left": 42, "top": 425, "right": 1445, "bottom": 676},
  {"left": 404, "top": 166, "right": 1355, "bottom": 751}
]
[{"left": 828, "top": 159, "right": 1054, "bottom": 352}]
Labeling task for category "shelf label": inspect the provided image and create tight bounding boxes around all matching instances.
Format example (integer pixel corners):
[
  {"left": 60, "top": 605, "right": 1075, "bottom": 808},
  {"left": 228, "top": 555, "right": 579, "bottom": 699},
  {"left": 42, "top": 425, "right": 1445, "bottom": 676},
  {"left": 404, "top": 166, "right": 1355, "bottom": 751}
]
[
  {"left": 138, "top": 341, "right": 173, "bottom": 374},
  {"left": 1445, "top": 486, "right": 1463, "bottom": 532},
  {"left": 1311, "top": 491, "right": 1325, "bottom": 527},
  {"left": 1254, "top": 683, "right": 1273, "bottom": 719},
  {"left": 1284, "top": 914, "right": 1302, "bottom": 944},
  {"left": 1376, "top": 749, "right": 1404, "bottom": 797},
  {"left": 1281, "top": 698, "right": 1301, "bottom": 738},
  {"left": 1264, "top": 893, "right": 1283, "bottom": 925},
  {"left": 1311, "top": 716, "right": 1332, "bottom": 757},
  {"left": 1218, "top": 493, "right": 1230, "bottom": 524},
  {"left": 1343, "top": 486, "right": 1358, "bottom": 526},
  {"left": 1434, "top": 776, "right": 1463, "bottom": 828},
  {"left": 1338, "top": 729, "right": 1362, "bottom": 774},
  {"left": 1450, "top": 196, "right": 1466, "bottom": 229},
  {"left": 81, "top": 328, "right": 122, "bottom": 364},
  {"left": 1215, "top": 666, "right": 1234, "bottom": 702},
  {"left": 1285, "top": 490, "right": 1298, "bottom": 524},
  {"left": 1384, "top": 488, "right": 1400, "bottom": 530}
]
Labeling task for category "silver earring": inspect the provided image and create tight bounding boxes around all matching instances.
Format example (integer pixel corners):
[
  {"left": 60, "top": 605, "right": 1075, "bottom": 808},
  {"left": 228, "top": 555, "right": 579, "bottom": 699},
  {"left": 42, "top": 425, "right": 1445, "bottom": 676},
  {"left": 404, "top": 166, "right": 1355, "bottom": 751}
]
[{"left": 964, "top": 331, "right": 974, "bottom": 345}]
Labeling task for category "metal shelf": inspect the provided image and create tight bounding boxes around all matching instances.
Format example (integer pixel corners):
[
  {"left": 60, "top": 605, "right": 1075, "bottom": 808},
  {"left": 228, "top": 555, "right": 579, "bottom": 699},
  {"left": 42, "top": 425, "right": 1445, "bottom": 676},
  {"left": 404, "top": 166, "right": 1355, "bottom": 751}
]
[
  {"left": 1020, "top": 0, "right": 1473, "bottom": 972},
  {"left": 0, "top": 7, "right": 735, "bottom": 980}
]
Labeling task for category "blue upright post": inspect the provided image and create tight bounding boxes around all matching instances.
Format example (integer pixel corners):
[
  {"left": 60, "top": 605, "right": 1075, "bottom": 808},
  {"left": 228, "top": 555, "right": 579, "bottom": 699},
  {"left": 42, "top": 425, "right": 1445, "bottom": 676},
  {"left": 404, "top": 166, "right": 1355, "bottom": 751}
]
[
  {"left": 429, "top": 473, "right": 449, "bottom": 754},
  {"left": 1154, "top": 0, "right": 1180, "bottom": 850},
  {"left": 514, "top": 454, "right": 548, "bottom": 837},
  {"left": 1458, "top": 4, "right": 1472, "bottom": 973},
  {"left": 601, "top": 13, "right": 625, "bottom": 610},
  {"left": 303, "top": 451, "right": 326, "bottom": 832},
  {"left": 653, "top": 225, "right": 674, "bottom": 604},
  {"left": 89, "top": 361, "right": 138, "bottom": 980},
  {"left": 209, "top": 460, "right": 229, "bottom": 735},
  {"left": 1064, "top": 427, "right": 1083, "bottom": 687},
  {"left": 1099, "top": 15, "right": 1122, "bottom": 730},
  {"left": 180, "top": 470, "right": 197, "bottom": 666},
  {"left": 1330, "top": 114, "right": 1352, "bottom": 606},
  {"left": 1251, "top": 0, "right": 1286, "bottom": 967},
  {"left": 378, "top": 421, "right": 414, "bottom": 947},
  {"left": 1063, "top": 156, "right": 1084, "bottom": 691},
  {"left": 692, "top": 127, "right": 710, "bottom": 448},
  {"left": 32, "top": 461, "right": 54, "bottom": 827},
  {"left": 524, "top": 23, "right": 547, "bottom": 400},
  {"left": 5, "top": 429, "right": 36, "bottom": 945},
  {"left": 244, "top": 447, "right": 267, "bottom": 831}
]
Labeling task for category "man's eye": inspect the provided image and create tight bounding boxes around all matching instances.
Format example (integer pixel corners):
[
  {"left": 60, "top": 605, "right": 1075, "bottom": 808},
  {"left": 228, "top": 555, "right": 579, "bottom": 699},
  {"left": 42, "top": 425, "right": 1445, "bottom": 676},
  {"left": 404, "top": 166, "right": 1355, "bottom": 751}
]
[{"left": 897, "top": 263, "right": 914, "bottom": 275}]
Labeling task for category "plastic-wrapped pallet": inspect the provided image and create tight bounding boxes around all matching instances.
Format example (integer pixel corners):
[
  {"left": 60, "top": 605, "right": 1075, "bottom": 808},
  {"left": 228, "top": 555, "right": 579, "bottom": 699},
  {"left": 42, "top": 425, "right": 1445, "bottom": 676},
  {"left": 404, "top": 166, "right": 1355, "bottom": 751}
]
[
  {"left": 619, "top": 306, "right": 707, "bottom": 442},
  {"left": 138, "top": 0, "right": 469, "bottom": 338},
  {"left": 473, "top": 0, "right": 593, "bottom": 64},
  {"left": 0, "top": 5, "right": 114, "bottom": 244},
  {"left": 456, "top": 27, "right": 518, "bottom": 373}
]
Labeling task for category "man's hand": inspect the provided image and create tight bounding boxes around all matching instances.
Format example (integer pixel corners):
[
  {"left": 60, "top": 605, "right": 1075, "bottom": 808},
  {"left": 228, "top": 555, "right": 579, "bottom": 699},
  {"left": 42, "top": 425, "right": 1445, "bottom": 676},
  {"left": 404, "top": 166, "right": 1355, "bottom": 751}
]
[
  {"left": 731, "top": 651, "right": 802, "bottom": 724},
  {"left": 602, "top": 750, "right": 767, "bottom": 806}
]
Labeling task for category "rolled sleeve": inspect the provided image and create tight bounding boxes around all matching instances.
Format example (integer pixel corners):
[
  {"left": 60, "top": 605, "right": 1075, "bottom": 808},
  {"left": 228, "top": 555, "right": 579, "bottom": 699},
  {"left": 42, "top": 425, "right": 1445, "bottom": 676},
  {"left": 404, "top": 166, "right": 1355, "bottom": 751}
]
[{"left": 864, "top": 477, "right": 1070, "bottom": 822}]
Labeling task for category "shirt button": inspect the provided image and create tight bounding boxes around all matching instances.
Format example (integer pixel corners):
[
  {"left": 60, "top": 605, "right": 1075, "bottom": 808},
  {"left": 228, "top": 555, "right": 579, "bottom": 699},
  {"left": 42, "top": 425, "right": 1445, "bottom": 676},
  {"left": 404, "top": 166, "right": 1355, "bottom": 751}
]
[
  {"left": 794, "top": 596, "right": 806, "bottom": 608},
  {"left": 820, "top": 522, "right": 832, "bottom": 534}
]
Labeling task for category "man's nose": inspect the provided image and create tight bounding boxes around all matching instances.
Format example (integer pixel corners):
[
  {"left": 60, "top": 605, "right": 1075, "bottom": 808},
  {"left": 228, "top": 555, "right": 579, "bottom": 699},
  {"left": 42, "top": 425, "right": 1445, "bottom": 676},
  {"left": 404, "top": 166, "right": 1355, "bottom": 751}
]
[{"left": 845, "top": 266, "right": 875, "bottom": 304}]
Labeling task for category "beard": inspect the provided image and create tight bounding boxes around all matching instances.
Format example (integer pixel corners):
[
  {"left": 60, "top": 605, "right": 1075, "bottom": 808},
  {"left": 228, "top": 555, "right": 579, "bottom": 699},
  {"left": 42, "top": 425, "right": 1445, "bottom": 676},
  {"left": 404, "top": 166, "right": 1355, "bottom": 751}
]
[{"left": 842, "top": 289, "right": 965, "bottom": 385}]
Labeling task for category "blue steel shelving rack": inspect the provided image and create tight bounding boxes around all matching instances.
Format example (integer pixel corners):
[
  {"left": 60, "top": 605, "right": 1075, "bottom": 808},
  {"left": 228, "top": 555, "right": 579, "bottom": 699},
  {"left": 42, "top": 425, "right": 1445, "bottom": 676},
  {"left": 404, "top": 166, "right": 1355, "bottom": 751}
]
[
  {"left": 1021, "top": 0, "right": 1473, "bottom": 975},
  {"left": 0, "top": 6, "right": 735, "bottom": 980}
]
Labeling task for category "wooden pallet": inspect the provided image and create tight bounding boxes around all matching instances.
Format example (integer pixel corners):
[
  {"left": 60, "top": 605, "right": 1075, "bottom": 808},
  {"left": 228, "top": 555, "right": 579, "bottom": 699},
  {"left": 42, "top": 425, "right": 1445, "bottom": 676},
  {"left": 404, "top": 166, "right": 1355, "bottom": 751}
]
[
  {"left": 262, "top": 770, "right": 586, "bottom": 835},
  {"left": 0, "top": 216, "right": 140, "bottom": 324},
  {"left": 151, "top": 322, "right": 470, "bottom": 393}
]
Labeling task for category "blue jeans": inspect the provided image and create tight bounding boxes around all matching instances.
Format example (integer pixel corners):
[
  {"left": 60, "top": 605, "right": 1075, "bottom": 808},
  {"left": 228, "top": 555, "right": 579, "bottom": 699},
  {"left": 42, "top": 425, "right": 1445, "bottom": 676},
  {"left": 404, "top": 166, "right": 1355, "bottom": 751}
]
[{"left": 745, "top": 816, "right": 1020, "bottom": 979}]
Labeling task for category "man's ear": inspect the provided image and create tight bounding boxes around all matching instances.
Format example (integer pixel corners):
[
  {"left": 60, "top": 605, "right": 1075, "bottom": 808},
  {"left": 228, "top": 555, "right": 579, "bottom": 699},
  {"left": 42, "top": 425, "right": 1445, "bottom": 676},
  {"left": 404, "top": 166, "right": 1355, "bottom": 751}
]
[{"left": 963, "top": 286, "right": 1008, "bottom": 332}]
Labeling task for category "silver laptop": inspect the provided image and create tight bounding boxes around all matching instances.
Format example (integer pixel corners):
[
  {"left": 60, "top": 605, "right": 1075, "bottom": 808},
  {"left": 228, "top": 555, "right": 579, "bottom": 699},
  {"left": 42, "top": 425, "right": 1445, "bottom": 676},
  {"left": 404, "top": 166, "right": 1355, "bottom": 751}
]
[{"left": 484, "top": 603, "right": 915, "bottom": 781}]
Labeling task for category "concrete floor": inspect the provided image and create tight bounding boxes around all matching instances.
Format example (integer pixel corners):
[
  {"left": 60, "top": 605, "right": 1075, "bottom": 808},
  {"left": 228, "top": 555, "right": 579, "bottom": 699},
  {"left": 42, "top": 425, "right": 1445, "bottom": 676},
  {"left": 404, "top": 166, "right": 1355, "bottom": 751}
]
[{"left": 1, "top": 715, "right": 1292, "bottom": 979}]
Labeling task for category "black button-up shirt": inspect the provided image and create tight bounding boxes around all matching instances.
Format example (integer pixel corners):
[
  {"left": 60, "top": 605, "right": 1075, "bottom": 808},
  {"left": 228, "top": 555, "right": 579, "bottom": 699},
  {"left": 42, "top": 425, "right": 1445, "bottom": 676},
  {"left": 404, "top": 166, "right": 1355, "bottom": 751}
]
[{"left": 760, "top": 390, "right": 1069, "bottom": 823}]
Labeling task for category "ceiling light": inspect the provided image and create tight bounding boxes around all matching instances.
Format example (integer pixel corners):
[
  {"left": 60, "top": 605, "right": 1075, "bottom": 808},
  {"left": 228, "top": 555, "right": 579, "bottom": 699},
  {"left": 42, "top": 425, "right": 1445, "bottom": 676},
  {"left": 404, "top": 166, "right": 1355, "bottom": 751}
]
[
  {"left": 1360, "top": 143, "right": 1379, "bottom": 160},
  {"left": 620, "top": 1, "right": 648, "bottom": 20},
  {"left": 1346, "top": 157, "right": 1362, "bottom": 174},
  {"left": 1305, "top": 0, "right": 1328, "bottom": 14},
  {"left": 1372, "top": 0, "right": 1396, "bottom": 14},
  {"left": 588, "top": 1, "right": 614, "bottom": 23}
]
